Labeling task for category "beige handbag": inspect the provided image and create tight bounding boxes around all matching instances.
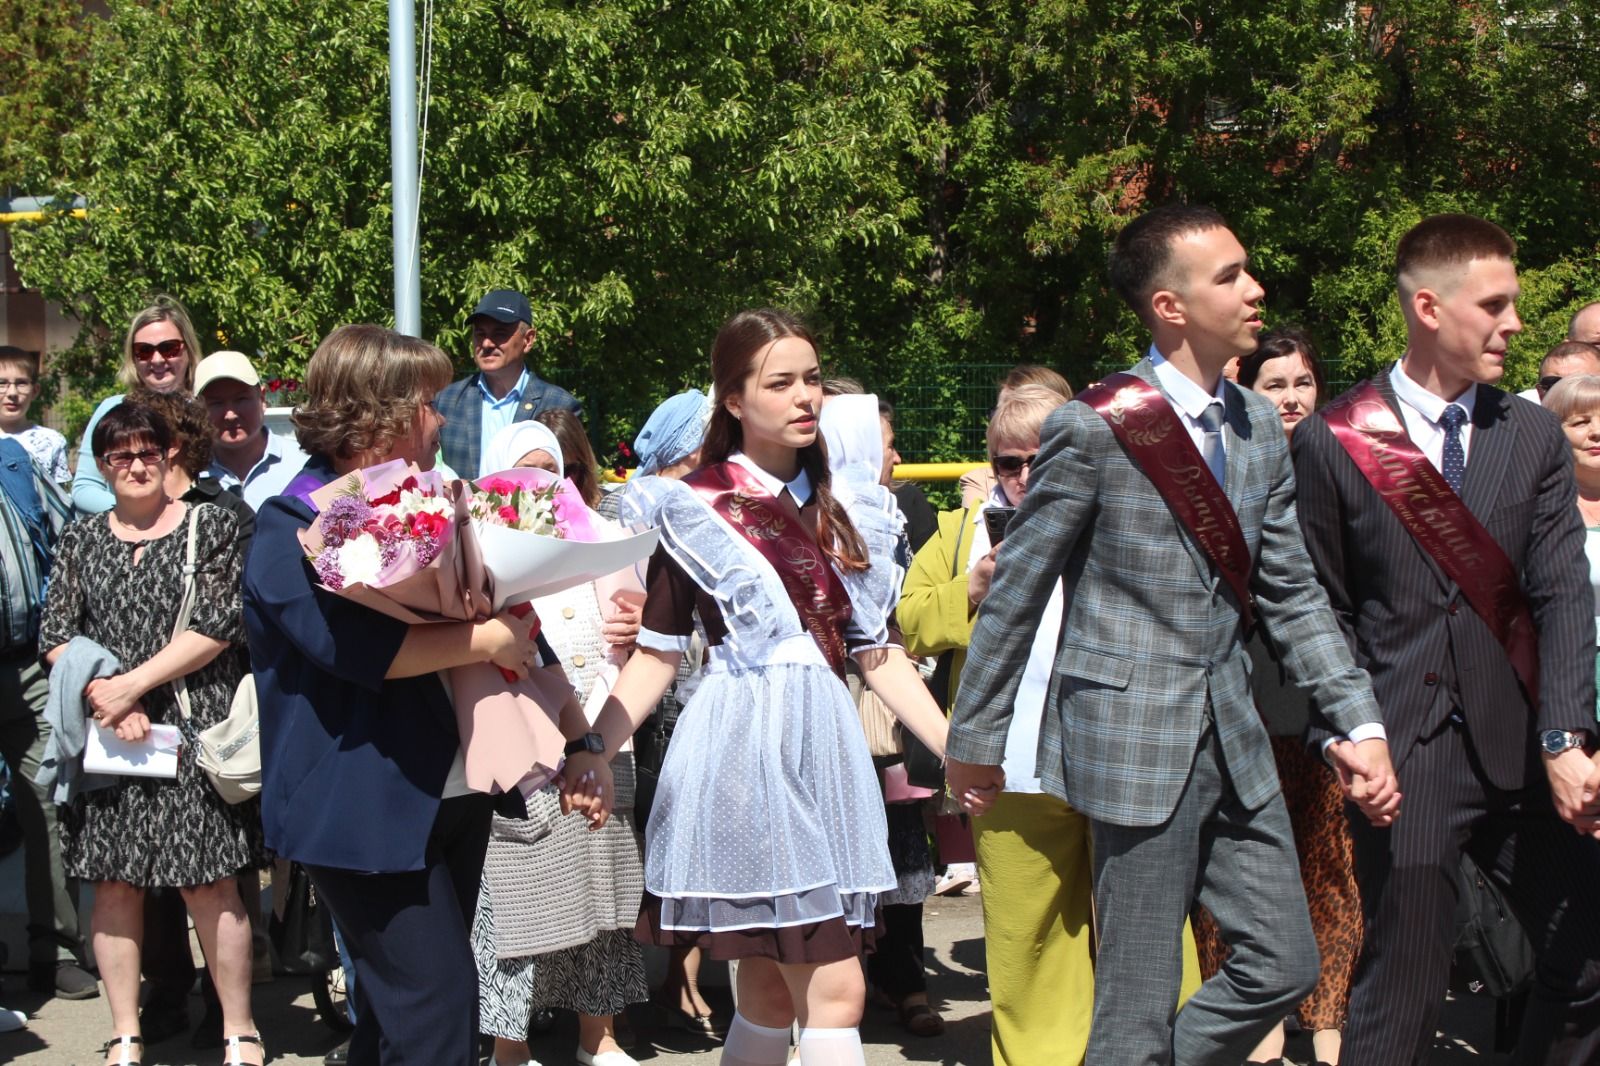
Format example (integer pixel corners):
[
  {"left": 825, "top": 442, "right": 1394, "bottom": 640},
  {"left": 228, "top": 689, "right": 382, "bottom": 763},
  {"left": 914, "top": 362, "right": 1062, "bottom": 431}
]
[
  {"left": 170, "top": 509, "right": 261, "bottom": 804},
  {"left": 846, "top": 670, "right": 903, "bottom": 759}
]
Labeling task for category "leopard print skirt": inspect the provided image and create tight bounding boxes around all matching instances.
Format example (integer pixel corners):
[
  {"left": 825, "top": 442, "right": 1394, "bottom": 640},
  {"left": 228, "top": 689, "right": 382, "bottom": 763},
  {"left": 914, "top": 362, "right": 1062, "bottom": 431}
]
[{"left": 1192, "top": 737, "right": 1363, "bottom": 1031}]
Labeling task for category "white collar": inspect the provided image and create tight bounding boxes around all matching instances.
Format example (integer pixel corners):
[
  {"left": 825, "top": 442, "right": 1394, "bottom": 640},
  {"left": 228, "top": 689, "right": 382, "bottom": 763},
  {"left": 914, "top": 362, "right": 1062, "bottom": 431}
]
[
  {"left": 1149, "top": 347, "right": 1227, "bottom": 420},
  {"left": 1390, "top": 361, "right": 1477, "bottom": 425},
  {"left": 729, "top": 451, "right": 813, "bottom": 505}
]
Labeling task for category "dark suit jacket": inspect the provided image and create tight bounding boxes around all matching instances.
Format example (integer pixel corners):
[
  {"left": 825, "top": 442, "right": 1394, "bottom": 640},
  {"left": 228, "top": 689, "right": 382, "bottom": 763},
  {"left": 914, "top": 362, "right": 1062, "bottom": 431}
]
[
  {"left": 1292, "top": 375, "right": 1596, "bottom": 790},
  {"left": 435, "top": 369, "right": 583, "bottom": 478}
]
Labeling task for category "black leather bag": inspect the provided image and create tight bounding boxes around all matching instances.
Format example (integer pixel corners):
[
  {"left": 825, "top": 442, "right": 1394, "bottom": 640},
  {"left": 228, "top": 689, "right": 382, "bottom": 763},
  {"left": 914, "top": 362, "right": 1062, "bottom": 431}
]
[
  {"left": 1452, "top": 851, "right": 1535, "bottom": 999},
  {"left": 269, "top": 863, "right": 338, "bottom": 975}
]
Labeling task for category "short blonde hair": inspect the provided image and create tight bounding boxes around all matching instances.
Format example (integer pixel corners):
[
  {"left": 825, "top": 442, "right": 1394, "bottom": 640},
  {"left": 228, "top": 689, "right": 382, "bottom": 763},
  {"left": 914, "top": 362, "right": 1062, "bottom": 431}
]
[
  {"left": 118, "top": 296, "right": 201, "bottom": 392},
  {"left": 293, "top": 324, "right": 453, "bottom": 460},
  {"left": 1543, "top": 374, "right": 1600, "bottom": 423},
  {"left": 987, "top": 383, "right": 1062, "bottom": 456}
]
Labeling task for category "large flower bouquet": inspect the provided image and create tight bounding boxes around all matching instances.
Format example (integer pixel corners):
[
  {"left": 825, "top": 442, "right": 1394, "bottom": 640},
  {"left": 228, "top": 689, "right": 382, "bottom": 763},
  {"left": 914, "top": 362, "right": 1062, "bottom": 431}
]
[
  {"left": 298, "top": 460, "right": 658, "bottom": 798},
  {"left": 297, "top": 459, "right": 471, "bottom": 622}
]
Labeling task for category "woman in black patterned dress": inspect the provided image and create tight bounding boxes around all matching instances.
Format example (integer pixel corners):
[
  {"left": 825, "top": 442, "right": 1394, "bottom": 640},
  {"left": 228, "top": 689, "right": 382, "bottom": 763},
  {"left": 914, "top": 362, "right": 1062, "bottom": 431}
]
[{"left": 41, "top": 403, "right": 263, "bottom": 1066}]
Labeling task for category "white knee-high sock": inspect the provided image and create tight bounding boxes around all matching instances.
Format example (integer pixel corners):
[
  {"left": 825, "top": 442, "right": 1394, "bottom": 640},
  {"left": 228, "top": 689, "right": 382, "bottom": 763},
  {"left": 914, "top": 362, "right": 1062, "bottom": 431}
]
[
  {"left": 721, "top": 1013, "right": 792, "bottom": 1066},
  {"left": 797, "top": 1027, "right": 867, "bottom": 1066}
]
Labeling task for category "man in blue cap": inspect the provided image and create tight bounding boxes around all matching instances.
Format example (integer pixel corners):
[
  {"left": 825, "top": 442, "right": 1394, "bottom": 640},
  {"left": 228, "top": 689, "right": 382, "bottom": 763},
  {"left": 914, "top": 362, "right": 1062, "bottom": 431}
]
[{"left": 435, "top": 288, "right": 583, "bottom": 477}]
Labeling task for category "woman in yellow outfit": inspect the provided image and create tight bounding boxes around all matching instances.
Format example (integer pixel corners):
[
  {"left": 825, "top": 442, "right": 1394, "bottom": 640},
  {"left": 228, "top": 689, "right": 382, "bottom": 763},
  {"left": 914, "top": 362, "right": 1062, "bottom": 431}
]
[{"left": 899, "top": 384, "right": 1201, "bottom": 1066}]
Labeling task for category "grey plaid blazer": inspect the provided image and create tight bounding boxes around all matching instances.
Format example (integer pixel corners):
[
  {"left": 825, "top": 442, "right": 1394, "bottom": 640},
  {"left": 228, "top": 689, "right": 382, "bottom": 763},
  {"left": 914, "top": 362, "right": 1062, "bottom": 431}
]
[{"left": 947, "top": 357, "right": 1382, "bottom": 827}]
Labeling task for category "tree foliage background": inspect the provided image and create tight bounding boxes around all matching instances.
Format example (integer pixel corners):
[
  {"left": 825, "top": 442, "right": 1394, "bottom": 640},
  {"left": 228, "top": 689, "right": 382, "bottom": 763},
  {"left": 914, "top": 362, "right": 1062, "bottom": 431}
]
[{"left": 8, "top": 0, "right": 1600, "bottom": 456}]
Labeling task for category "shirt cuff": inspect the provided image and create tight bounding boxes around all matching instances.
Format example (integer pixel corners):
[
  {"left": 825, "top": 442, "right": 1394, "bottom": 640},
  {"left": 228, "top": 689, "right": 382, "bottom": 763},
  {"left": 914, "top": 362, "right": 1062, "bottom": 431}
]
[
  {"left": 637, "top": 627, "right": 691, "bottom": 654},
  {"left": 1320, "top": 722, "right": 1389, "bottom": 759}
]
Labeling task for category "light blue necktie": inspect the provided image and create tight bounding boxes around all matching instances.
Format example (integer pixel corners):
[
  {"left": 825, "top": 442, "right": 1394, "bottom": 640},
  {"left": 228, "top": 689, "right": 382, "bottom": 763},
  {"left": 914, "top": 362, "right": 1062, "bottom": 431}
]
[{"left": 1198, "top": 401, "right": 1226, "bottom": 487}]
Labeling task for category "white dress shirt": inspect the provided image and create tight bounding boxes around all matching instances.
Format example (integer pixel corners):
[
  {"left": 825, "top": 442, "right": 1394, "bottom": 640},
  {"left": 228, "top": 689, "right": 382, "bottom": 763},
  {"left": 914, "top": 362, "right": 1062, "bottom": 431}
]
[
  {"left": 729, "top": 451, "right": 813, "bottom": 506},
  {"left": 1389, "top": 361, "right": 1478, "bottom": 471},
  {"left": 1150, "top": 348, "right": 1229, "bottom": 458}
]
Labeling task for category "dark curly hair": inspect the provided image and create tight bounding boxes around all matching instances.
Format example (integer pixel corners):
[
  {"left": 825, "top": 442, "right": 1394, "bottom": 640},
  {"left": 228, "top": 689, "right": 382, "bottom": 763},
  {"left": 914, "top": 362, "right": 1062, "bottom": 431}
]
[{"left": 128, "top": 387, "right": 213, "bottom": 478}]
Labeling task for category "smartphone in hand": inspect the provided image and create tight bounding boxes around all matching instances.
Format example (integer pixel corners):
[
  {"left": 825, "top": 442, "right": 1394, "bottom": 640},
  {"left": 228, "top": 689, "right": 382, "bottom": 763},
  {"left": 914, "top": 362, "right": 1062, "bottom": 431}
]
[{"left": 983, "top": 506, "right": 1017, "bottom": 546}]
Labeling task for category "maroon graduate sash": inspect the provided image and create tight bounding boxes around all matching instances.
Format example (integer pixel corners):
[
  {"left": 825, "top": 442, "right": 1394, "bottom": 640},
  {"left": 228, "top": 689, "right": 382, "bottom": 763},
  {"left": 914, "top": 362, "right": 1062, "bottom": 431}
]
[
  {"left": 1078, "top": 373, "right": 1256, "bottom": 630},
  {"left": 683, "top": 461, "right": 853, "bottom": 672},
  {"left": 1320, "top": 380, "right": 1539, "bottom": 706}
]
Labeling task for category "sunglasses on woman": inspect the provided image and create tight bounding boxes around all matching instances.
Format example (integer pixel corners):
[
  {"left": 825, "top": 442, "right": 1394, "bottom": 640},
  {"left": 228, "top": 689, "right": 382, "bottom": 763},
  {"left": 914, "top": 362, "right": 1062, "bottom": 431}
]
[
  {"left": 992, "top": 453, "right": 1037, "bottom": 476},
  {"left": 131, "top": 339, "right": 186, "bottom": 361},
  {"left": 101, "top": 448, "right": 166, "bottom": 469}
]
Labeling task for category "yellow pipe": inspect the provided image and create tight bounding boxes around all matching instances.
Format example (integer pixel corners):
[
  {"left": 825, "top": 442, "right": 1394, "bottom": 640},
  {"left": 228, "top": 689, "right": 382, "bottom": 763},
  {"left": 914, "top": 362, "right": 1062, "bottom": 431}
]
[
  {"left": 0, "top": 209, "right": 87, "bottom": 224},
  {"left": 602, "top": 460, "right": 985, "bottom": 484}
]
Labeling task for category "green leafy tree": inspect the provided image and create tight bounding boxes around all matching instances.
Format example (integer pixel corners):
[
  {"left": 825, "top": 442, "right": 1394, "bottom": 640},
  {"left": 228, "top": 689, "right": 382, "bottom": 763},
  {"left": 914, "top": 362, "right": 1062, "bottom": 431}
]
[{"left": 0, "top": 0, "right": 98, "bottom": 188}]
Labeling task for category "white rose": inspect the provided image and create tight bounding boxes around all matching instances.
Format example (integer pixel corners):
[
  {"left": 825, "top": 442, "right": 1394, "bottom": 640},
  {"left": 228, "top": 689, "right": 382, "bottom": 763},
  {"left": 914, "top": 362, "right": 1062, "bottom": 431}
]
[{"left": 337, "top": 533, "right": 384, "bottom": 586}]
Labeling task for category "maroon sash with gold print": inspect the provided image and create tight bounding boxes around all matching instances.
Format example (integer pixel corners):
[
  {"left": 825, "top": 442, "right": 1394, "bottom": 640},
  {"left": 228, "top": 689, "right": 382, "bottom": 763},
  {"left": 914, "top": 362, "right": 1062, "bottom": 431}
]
[
  {"left": 1078, "top": 373, "right": 1256, "bottom": 630},
  {"left": 683, "top": 461, "right": 852, "bottom": 672},
  {"left": 1320, "top": 380, "right": 1539, "bottom": 705}
]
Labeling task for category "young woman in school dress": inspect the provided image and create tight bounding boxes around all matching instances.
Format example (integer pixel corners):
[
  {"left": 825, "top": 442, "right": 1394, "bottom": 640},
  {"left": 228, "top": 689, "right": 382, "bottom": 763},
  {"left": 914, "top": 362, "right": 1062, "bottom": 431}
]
[{"left": 562, "top": 308, "right": 992, "bottom": 1066}]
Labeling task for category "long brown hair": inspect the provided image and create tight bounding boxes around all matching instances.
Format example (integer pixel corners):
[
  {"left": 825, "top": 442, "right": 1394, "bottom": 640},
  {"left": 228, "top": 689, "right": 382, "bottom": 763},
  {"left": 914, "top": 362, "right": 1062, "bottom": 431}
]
[
  {"left": 535, "top": 408, "right": 603, "bottom": 508},
  {"left": 700, "top": 308, "right": 868, "bottom": 572}
]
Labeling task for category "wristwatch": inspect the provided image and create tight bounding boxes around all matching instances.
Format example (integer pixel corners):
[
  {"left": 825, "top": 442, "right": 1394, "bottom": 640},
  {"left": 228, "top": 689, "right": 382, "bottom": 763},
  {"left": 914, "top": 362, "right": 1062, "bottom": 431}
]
[
  {"left": 1540, "top": 729, "right": 1592, "bottom": 756},
  {"left": 564, "top": 732, "right": 605, "bottom": 758}
]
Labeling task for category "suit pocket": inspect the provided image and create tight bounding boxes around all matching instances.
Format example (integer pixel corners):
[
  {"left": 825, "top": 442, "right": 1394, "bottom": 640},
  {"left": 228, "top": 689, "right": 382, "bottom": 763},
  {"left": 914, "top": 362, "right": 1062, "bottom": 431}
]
[{"left": 1054, "top": 645, "right": 1135, "bottom": 690}]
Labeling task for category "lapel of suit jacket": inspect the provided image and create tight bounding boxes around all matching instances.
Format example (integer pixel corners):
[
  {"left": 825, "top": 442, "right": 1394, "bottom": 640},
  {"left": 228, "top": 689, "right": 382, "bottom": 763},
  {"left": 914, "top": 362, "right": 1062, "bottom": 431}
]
[
  {"left": 1220, "top": 382, "right": 1253, "bottom": 516},
  {"left": 1460, "top": 384, "right": 1514, "bottom": 522},
  {"left": 1126, "top": 358, "right": 1219, "bottom": 591}
]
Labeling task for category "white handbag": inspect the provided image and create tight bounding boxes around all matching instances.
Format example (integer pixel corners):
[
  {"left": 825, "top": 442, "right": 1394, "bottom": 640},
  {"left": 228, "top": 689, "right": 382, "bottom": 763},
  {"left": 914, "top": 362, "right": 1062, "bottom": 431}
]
[{"left": 170, "top": 509, "right": 261, "bottom": 804}]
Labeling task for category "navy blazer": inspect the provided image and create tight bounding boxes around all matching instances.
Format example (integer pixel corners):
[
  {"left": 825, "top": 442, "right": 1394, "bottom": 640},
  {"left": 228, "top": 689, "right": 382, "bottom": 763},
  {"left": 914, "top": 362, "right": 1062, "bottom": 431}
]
[
  {"left": 434, "top": 370, "right": 583, "bottom": 479},
  {"left": 242, "top": 456, "right": 459, "bottom": 873}
]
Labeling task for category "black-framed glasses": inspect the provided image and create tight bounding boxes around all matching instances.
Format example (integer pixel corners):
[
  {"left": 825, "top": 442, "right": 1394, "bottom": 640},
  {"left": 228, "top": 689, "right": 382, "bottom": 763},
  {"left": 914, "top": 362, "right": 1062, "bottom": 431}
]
[
  {"left": 992, "top": 453, "right": 1038, "bottom": 476},
  {"left": 100, "top": 449, "right": 165, "bottom": 469},
  {"left": 131, "top": 339, "right": 187, "bottom": 361}
]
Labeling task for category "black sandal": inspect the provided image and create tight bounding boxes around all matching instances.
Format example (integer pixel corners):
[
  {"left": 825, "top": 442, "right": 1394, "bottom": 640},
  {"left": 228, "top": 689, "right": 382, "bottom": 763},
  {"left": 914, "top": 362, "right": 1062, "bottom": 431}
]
[
  {"left": 100, "top": 1035, "right": 143, "bottom": 1065},
  {"left": 897, "top": 1001, "right": 945, "bottom": 1038}
]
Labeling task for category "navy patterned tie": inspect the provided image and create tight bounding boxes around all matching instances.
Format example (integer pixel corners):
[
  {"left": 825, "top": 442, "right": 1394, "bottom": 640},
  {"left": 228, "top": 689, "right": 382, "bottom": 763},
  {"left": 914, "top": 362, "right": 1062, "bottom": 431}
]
[
  {"left": 1198, "top": 401, "right": 1226, "bottom": 487},
  {"left": 1440, "top": 404, "right": 1467, "bottom": 494}
]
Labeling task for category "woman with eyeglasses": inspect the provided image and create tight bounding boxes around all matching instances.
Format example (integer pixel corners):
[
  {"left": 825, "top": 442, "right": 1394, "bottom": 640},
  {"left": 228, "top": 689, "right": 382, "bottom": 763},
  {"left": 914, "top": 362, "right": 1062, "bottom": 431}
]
[
  {"left": 899, "top": 384, "right": 1201, "bottom": 1066},
  {"left": 72, "top": 298, "right": 203, "bottom": 516},
  {"left": 41, "top": 402, "right": 264, "bottom": 1066}
]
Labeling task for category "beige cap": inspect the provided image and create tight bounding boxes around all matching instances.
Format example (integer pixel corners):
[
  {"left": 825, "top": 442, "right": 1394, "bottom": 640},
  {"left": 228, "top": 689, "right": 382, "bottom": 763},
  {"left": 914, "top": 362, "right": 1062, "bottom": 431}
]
[{"left": 194, "top": 351, "right": 260, "bottom": 394}]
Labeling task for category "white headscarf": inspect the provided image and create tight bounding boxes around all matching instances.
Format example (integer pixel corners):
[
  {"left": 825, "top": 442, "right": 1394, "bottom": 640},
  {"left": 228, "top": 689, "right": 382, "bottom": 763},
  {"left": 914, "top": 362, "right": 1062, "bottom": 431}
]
[
  {"left": 818, "top": 393, "right": 883, "bottom": 489},
  {"left": 482, "top": 420, "right": 564, "bottom": 477}
]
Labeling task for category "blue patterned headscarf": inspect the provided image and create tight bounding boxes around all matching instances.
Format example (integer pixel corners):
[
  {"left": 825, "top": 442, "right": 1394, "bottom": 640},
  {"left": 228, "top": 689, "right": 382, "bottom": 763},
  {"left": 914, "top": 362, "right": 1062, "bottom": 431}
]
[{"left": 633, "top": 389, "right": 712, "bottom": 475}]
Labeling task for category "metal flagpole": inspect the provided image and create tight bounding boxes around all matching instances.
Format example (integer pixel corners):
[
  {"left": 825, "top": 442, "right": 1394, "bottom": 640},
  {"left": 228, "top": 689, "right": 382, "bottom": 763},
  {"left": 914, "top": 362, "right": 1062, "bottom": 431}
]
[{"left": 388, "top": 0, "right": 421, "bottom": 337}]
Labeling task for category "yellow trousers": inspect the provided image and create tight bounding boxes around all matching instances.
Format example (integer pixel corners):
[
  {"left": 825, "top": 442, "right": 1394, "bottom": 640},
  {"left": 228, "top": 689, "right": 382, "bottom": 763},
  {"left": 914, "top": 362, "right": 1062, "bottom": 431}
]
[{"left": 973, "top": 791, "right": 1201, "bottom": 1066}]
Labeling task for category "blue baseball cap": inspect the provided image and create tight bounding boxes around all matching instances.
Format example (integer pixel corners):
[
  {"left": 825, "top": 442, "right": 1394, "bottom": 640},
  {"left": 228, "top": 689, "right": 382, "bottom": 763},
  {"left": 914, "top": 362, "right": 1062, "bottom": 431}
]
[{"left": 469, "top": 289, "right": 532, "bottom": 325}]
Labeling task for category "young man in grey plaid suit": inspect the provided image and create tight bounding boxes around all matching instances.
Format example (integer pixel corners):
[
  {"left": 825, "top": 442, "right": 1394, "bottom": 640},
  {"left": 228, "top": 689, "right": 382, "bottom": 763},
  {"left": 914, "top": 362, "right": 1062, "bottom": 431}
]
[{"left": 945, "top": 204, "right": 1401, "bottom": 1065}]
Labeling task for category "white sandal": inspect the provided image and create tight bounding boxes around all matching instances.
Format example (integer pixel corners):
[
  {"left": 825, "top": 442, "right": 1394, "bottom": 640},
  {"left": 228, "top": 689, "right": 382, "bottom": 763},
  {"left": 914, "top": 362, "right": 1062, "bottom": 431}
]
[
  {"left": 222, "top": 1032, "right": 266, "bottom": 1065},
  {"left": 99, "top": 1035, "right": 143, "bottom": 1065}
]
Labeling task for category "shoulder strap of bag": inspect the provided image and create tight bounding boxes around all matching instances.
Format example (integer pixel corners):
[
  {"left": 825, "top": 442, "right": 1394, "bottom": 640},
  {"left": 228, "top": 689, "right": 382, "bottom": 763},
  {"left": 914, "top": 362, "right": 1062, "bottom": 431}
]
[{"left": 168, "top": 507, "right": 202, "bottom": 720}]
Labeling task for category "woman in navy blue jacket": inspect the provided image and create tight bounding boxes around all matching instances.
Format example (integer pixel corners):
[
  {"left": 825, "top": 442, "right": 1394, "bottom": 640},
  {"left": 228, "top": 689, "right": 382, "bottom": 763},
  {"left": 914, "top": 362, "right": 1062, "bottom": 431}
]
[{"left": 242, "top": 325, "right": 549, "bottom": 1066}]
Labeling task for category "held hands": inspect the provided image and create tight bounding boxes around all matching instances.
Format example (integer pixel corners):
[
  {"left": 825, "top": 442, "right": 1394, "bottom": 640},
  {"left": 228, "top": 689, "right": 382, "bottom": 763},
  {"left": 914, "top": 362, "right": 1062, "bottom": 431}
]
[
  {"left": 1543, "top": 748, "right": 1600, "bottom": 839},
  {"left": 601, "top": 600, "right": 642, "bottom": 654},
  {"left": 944, "top": 757, "right": 1004, "bottom": 816},
  {"left": 559, "top": 751, "right": 614, "bottom": 831},
  {"left": 85, "top": 675, "right": 151, "bottom": 740},
  {"left": 1327, "top": 737, "right": 1402, "bottom": 826},
  {"left": 967, "top": 550, "right": 998, "bottom": 609},
  {"left": 483, "top": 608, "right": 542, "bottom": 680}
]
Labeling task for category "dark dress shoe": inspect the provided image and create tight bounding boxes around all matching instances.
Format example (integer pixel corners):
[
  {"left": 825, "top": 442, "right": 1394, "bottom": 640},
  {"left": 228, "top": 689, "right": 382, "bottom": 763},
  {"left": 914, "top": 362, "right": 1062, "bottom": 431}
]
[
  {"left": 324, "top": 1038, "right": 351, "bottom": 1065},
  {"left": 29, "top": 960, "right": 101, "bottom": 1000},
  {"left": 139, "top": 1003, "right": 190, "bottom": 1045}
]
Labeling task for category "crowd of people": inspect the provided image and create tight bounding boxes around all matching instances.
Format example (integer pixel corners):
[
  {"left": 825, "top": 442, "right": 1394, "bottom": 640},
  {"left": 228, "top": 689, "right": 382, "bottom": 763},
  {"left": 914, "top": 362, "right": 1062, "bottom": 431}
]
[{"left": 2, "top": 204, "right": 1599, "bottom": 1066}]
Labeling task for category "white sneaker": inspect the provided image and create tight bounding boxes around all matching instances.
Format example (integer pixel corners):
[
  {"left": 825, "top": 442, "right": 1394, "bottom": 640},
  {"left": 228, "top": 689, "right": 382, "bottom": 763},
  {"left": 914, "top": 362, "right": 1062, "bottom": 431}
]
[
  {"left": 934, "top": 864, "right": 976, "bottom": 896},
  {"left": 0, "top": 1008, "right": 26, "bottom": 1033},
  {"left": 575, "top": 1049, "right": 640, "bottom": 1066}
]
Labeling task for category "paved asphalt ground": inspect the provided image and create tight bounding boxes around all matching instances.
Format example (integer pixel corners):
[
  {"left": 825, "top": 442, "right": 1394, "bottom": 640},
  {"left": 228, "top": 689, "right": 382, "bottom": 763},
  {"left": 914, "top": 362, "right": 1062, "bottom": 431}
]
[{"left": 0, "top": 890, "right": 1511, "bottom": 1066}]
